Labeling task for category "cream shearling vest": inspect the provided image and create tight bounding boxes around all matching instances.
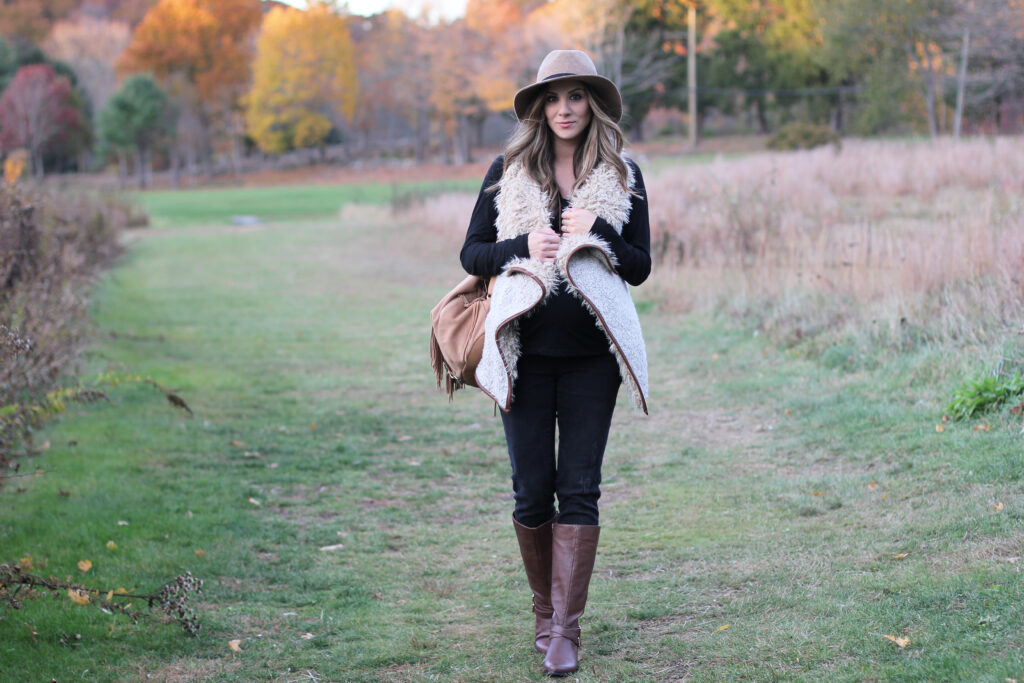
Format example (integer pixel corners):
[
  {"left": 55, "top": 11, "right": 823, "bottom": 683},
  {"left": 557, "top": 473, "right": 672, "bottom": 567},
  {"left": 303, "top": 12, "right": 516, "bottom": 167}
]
[{"left": 474, "top": 157, "right": 650, "bottom": 414}]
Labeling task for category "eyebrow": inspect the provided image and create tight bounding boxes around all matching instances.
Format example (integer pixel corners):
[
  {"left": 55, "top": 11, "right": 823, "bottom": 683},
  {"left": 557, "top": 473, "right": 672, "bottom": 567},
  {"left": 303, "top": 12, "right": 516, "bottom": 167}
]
[{"left": 548, "top": 88, "right": 585, "bottom": 95}]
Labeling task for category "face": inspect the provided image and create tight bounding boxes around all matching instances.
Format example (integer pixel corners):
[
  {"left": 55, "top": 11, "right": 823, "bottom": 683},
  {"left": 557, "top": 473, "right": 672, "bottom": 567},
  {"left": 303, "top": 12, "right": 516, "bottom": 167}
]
[{"left": 543, "top": 80, "right": 592, "bottom": 143}]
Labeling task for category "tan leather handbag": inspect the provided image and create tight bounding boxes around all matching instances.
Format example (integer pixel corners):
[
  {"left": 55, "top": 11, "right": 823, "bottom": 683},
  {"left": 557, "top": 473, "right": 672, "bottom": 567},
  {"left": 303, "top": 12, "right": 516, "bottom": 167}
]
[{"left": 429, "top": 274, "right": 496, "bottom": 399}]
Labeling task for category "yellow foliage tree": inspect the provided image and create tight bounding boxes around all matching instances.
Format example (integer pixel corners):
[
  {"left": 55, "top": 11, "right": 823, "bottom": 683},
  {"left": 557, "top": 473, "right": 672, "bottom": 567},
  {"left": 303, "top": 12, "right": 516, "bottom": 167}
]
[{"left": 246, "top": 3, "right": 359, "bottom": 155}]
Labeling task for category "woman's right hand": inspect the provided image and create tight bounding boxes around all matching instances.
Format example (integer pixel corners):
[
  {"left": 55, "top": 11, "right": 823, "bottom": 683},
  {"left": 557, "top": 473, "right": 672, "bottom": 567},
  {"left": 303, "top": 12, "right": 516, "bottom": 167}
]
[{"left": 528, "top": 228, "right": 561, "bottom": 263}]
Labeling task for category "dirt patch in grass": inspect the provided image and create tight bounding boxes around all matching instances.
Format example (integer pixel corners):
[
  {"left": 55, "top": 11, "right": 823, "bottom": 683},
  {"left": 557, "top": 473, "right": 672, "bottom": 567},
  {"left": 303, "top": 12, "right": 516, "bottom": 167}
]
[{"left": 122, "top": 656, "right": 244, "bottom": 681}]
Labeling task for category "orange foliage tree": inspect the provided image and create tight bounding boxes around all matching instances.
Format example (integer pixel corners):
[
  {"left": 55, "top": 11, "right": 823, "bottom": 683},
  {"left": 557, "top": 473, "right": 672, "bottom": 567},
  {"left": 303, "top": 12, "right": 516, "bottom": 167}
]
[
  {"left": 245, "top": 3, "right": 359, "bottom": 156},
  {"left": 117, "top": 0, "right": 261, "bottom": 176}
]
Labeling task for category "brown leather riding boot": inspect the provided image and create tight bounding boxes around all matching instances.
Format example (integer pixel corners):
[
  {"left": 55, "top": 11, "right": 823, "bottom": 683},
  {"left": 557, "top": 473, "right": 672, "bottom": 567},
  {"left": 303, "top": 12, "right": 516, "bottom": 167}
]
[
  {"left": 542, "top": 523, "right": 600, "bottom": 677},
  {"left": 513, "top": 515, "right": 556, "bottom": 654}
]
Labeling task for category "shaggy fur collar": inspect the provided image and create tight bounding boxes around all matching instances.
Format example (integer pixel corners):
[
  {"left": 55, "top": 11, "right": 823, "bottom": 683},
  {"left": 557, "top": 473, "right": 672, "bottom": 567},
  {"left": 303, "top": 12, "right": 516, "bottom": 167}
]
[{"left": 475, "top": 156, "right": 649, "bottom": 414}]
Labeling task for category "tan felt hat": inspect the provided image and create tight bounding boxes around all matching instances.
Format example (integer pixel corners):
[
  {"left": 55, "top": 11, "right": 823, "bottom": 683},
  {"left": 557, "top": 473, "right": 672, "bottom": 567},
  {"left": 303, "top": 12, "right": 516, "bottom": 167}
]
[{"left": 513, "top": 49, "right": 623, "bottom": 123}]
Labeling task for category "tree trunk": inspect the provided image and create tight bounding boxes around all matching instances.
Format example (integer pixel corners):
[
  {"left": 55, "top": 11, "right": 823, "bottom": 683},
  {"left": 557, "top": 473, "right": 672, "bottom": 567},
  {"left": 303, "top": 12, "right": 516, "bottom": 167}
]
[
  {"left": 32, "top": 145, "right": 44, "bottom": 178},
  {"left": 755, "top": 97, "right": 768, "bottom": 134},
  {"left": 954, "top": 28, "right": 970, "bottom": 139},
  {"left": 117, "top": 150, "right": 127, "bottom": 190},
  {"left": 906, "top": 41, "right": 939, "bottom": 139},
  {"left": 415, "top": 107, "right": 429, "bottom": 163},
  {"left": 171, "top": 147, "right": 180, "bottom": 190},
  {"left": 688, "top": 3, "right": 698, "bottom": 149},
  {"left": 136, "top": 146, "right": 146, "bottom": 189}
]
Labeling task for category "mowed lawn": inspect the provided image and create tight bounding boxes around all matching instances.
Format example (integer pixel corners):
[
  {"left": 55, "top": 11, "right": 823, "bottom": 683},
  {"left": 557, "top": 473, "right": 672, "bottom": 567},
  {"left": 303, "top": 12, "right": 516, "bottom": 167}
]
[{"left": 1, "top": 179, "right": 1023, "bottom": 681}]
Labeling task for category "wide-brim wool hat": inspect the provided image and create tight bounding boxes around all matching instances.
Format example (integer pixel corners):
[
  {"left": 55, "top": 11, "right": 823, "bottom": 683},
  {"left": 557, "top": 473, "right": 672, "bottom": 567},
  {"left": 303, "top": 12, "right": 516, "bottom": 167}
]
[{"left": 513, "top": 49, "right": 623, "bottom": 123}]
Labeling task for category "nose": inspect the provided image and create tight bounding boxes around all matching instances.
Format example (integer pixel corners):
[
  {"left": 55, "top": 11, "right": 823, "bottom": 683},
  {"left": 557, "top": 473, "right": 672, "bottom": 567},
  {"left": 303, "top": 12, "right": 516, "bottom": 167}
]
[{"left": 557, "top": 96, "right": 572, "bottom": 116}]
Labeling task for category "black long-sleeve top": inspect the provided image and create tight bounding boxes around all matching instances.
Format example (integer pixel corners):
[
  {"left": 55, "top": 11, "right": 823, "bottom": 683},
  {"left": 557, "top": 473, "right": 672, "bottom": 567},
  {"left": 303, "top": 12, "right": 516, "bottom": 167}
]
[{"left": 460, "top": 155, "right": 652, "bottom": 357}]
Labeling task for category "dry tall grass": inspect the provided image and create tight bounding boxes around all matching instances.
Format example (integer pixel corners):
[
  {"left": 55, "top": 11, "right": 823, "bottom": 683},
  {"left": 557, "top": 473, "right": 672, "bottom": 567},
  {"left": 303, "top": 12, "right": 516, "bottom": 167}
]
[
  {"left": 409, "top": 138, "right": 1024, "bottom": 356},
  {"left": 645, "top": 138, "right": 1024, "bottom": 351}
]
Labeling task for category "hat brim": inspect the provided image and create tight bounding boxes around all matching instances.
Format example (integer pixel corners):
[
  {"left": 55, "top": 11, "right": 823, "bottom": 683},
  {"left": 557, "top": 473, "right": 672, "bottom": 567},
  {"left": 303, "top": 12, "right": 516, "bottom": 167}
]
[{"left": 513, "top": 74, "right": 623, "bottom": 123}]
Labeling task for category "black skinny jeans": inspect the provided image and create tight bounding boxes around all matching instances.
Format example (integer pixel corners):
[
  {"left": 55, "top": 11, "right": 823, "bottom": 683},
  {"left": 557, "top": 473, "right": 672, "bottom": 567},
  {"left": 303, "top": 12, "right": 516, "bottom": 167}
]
[{"left": 500, "top": 353, "right": 621, "bottom": 527}]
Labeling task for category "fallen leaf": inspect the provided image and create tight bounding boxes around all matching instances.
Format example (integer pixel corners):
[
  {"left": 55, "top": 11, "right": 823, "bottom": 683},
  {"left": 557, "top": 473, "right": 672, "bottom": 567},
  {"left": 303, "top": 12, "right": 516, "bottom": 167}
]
[
  {"left": 268, "top": 463, "right": 279, "bottom": 469},
  {"left": 784, "top": 408, "right": 792, "bottom": 415},
  {"left": 300, "top": 632, "right": 314, "bottom": 640},
  {"left": 106, "top": 590, "right": 114, "bottom": 601},
  {"left": 397, "top": 435, "right": 412, "bottom": 442},
  {"left": 811, "top": 491, "right": 824, "bottom": 496},
  {"left": 106, "top": 541, "right": 117, "bottom": 550},
  {"left": 230, "top": 440, "right": 246, "bottom": 447},
  {"left": 892, "top": 553, "right": 908, "bottom": 559},
  {"left": 936, "top": 424, "right": 946, "bottom": 433},
  {"left": 248, "top": 497, "right": 261, "bottom": 506},
  {"left": 868, "top": 481, "right": 878, "bottom": 490},
  {"left": 195, "top": 549, "right": 206, "bottom": 557},
  {"left": 883, "top": 634, "right": 909, "bottom": 648},
  {"left": 58, "top": 489, "right": 71, "bottom": 497},
  {"left": 117, "top": 520, "right": 129, "bottom": 526},
  {"left": 77, "top": 559, "right": 92, "bottom": 573},
  {"left": 40, "top": 441, "right": 50, "bottom": 451},
  {"left": 243, "top": 451, "right": 260, "bottom": 458},
  {"left": 713, "top": 624, "right": 730, "bottom": 633},
  {"left": 373, "top": 592, "right": 384, "bottom": 600},
  {"left": 318, "top": 544, "right": 344, "bottom": 551},
  {"left": 993, "top": 501, "right": 1004, "bottom": 512},
  {"left": 68, "top": 589, "right": 90, "bottom": 605},
  {"left": 310, "top": 422, "right": 316, "bottom": 431},
  {"left": 17, "top": 557, "right": 32, "bottom": 571},
  {"left": 115, "top": 587, "right": 128, "bottom": 594},
  {"left": 974, "top": 424, "right": 991, "bottom": 432},
  {"left": 228, "top": 639, "right": 242, "bottom": 652}
]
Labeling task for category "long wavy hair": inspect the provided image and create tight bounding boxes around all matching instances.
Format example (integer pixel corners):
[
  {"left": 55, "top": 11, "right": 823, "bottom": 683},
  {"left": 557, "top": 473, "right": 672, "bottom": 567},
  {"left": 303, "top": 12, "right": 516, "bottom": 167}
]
[{"left": 489, "top": 83, "right": 635, "bottom": 219}]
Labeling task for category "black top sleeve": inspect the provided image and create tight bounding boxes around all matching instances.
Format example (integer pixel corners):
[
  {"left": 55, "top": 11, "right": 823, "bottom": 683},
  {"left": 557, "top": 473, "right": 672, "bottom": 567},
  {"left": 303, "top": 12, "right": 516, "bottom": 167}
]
[
  {"left": 588, "top": 160, "right": 652, "bottom": 287},
  {"left": 459, "top": 155, "right": 531, "bottom": 276}
]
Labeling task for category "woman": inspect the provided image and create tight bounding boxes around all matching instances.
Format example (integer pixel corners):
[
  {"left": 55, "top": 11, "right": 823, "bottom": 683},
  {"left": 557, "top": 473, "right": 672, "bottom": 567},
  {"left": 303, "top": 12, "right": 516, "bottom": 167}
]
[{"left": 460, "top": 49, "right": 651, "bottom": 676}]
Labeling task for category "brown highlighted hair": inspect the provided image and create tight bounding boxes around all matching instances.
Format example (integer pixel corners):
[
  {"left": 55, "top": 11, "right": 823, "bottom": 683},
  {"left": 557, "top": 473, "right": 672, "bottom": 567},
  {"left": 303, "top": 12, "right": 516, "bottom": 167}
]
[{"left": 489, "top": 84, "right": 635, "bottom": 218}]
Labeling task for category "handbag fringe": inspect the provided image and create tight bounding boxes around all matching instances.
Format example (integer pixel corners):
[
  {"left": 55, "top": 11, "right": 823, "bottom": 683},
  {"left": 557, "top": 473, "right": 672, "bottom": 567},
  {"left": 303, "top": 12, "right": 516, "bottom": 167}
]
[{"left": 429, "top": 326, "right": 459, "bottom": 400}]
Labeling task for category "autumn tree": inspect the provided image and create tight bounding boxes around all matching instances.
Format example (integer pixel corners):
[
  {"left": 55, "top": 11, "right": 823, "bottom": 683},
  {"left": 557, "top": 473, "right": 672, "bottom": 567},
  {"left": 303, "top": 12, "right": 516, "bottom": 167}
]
[
  {"left": 245, "top": 3, "right": 359, "bottom": 156},
  {"left": 44, "top": 15, "right": 132, "bottom": 119},
  {"left": 0, "top": 64, "right": 83, "bottom": 177},
  {"left": 349, "top": 10, "right": 433, "bottom": 158},
  {"left": 0, "top": 0, "right": 79, "bottom": 44},
  {"left": 117, "top": 0, "right": 262, "bottom": 177},
  {"left": 98, "top": 74, "right": 170, "bottom": 188}
]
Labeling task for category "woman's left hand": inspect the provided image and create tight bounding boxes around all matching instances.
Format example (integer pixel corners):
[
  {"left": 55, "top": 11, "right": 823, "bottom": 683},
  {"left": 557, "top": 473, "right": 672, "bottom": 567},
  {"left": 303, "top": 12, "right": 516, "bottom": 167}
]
[{"left": 560, "top": 208, "right": 597, "bottom": 236}]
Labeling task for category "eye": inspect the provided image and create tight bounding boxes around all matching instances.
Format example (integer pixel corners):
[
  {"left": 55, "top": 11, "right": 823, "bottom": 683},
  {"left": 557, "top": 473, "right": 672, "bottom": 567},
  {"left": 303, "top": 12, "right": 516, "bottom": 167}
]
[
  {"left": 545, "top": 94, "right": 558, "bottom": 103},
  {"left": 570, "top": 93, "right": 583, "bottom": 101}
]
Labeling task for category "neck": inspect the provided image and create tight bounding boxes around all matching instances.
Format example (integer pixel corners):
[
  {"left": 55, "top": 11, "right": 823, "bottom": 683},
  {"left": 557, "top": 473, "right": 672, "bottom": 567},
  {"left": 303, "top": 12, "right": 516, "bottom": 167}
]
[{"left": 552, "top": 136, "right": 578, "bottom": 164}]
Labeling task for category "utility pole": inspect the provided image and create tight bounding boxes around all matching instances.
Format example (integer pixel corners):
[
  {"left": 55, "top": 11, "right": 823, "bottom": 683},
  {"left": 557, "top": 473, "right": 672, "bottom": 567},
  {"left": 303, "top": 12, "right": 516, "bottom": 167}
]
[{"left": 687, "top": 2, "right": 698, "bottom": 149}]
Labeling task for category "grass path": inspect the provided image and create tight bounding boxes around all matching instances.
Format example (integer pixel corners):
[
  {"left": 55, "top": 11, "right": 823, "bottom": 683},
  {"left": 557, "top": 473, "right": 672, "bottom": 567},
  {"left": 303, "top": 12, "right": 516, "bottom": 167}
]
[{"left": 2, "top": 197, "right": 1023, "bottom": 681}]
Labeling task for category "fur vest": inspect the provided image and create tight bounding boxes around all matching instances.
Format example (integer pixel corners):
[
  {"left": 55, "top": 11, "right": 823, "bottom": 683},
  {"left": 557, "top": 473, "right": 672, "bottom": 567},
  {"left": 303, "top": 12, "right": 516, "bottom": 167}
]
[{"left": 475, "top": 157, "right": 649, "bottom": 414}]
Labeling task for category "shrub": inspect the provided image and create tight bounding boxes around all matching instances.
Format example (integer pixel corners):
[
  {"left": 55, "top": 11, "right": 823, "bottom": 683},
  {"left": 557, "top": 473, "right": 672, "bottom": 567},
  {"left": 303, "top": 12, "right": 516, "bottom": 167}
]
[
  {"left": 766, "top": 122, "right": 841, "bottom": 151},
  {"left": 946, "top": 373, "right": 1024, "bottom": 421},
  {"left": 0, "top": 183, "right": 133, "bottom": 471}
]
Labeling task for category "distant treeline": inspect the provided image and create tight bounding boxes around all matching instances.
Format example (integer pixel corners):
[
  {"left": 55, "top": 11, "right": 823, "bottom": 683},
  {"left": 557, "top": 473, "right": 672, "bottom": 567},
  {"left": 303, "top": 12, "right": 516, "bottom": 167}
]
[{"left": 0, "top": 0, "right": 1022, "bottom": 185}]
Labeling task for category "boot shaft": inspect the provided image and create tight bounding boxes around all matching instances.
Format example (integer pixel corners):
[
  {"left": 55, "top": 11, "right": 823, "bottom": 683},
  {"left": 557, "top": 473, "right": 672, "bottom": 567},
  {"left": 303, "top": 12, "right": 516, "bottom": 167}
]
[{"left": 549, "top": 523, "right": 600, "bottom": 631}]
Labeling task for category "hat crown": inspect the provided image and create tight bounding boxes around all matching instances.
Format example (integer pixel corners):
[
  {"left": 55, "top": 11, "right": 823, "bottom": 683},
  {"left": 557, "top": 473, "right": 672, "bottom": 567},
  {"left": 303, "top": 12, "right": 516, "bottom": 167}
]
[{"left": 536, "top": 50, "right": 599, "bottom": 83}]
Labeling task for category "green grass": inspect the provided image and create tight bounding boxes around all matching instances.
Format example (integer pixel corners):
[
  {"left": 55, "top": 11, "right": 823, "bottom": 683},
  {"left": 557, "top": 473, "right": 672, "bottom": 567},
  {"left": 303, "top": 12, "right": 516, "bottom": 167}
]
[
  {"left": 135, "top": 178, "right": 479, "bottom": 227},
  {"left": 2, "top": 185, "right": 1023, "bottom": 681}
]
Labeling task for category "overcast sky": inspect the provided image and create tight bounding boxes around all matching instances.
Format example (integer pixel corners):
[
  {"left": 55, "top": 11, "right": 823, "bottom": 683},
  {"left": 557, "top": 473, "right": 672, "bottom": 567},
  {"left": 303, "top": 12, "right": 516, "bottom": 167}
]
[{"left": 280, "top": 0, "right": 468, "bottom": 22}]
